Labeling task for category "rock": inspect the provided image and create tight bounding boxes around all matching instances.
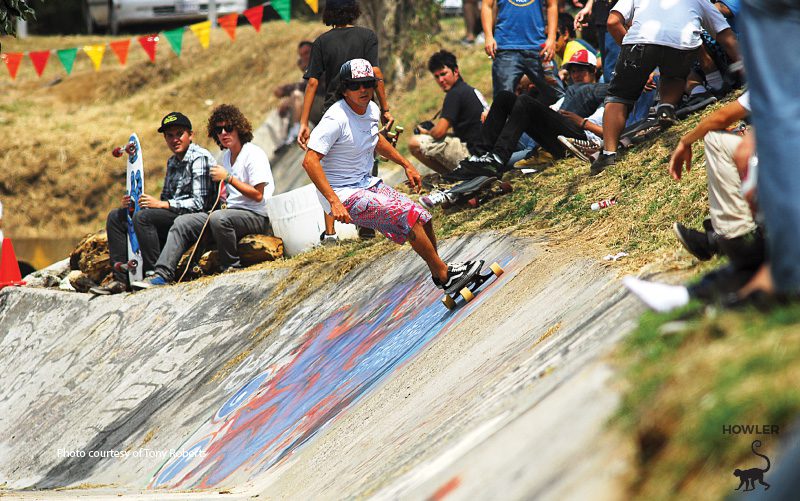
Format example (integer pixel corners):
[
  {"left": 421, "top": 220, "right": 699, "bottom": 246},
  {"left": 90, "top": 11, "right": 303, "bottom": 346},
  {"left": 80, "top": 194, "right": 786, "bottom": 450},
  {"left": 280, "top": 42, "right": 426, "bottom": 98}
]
[
  {"left": 70, "top": 231, "right": 112, "bottom": 284},
  {"left": 23, "top": 258, "right": 71, "bottom": 288},
  {"left": 239, "top": 235, "right": 283, "bottom": 265},
  {"left": 67, "top": 270, "right": 97, "bottom": 293}
]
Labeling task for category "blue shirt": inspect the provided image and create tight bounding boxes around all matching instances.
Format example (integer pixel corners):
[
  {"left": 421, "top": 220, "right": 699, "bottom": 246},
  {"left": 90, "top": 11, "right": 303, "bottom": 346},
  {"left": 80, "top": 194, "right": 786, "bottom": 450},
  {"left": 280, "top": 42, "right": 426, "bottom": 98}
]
[{"left": 495, "top": 0, "right": 547, "bottom": 50}]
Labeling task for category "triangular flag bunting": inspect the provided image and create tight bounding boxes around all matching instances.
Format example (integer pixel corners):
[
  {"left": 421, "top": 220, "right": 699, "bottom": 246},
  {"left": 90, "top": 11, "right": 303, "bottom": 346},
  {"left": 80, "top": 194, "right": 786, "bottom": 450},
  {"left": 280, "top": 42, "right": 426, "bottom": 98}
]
[
  {"left": 29, "top": 50, "right": 50, "bottom": 77},
  {"left": 243, "top": 5, "right": 264, "bottom": 32},
  {"left": 2, "top": 53, "right": 24, "bottom": 79},
  {"left": 83, "top": 44, "right": 106, "bottom": 71},
  {"left": 218, "top": 13, "right": 238, "bottom": 41},
  {"left": 271, "top": 0, "right": 291, "bottom": 23},
  {"left": 305, "top": 0, "right": 319, "bottom": 14},
  {"left": 138, "top": 34, "right": 159, "bottom": 62},
  {"left": 56, "top": 48, "right": 78, "bottom": 75},
  {"left": 163, "top": 27, "right": 184, "bottom": 56},
  {"left": 110, "top": 39, "right": 131, "bottom": 65},
  {"left": 189, "top": 21, "right": 211, "bottom": 49}
]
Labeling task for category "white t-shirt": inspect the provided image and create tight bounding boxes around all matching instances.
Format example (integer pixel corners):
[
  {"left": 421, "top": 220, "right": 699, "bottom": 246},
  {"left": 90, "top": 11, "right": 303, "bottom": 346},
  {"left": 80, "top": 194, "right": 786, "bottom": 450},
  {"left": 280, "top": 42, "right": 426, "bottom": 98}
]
[
  {"left": 737, "top": 91, "right": 750, "bottom": 112},
  {"left": 584, "top": 106, "right": 606, "bottom": 144},
  {"left": 612, "top": 0, "right": 731, "bottom": 50},
  {"left": 221, "top": 142, "right": 274, "bottom": 217},
  {"left": 307, "top": 99, "right": 381, "bottom": 212}
]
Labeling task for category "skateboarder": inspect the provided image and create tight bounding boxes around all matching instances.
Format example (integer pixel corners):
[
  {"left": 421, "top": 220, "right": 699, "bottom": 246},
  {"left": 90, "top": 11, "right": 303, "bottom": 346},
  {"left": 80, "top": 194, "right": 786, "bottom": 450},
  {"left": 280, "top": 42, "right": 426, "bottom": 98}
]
[
  {"left": 92, "top": 112, "right": 217, "bottom": 295},
  {"left": 302, "top": 59, "right": 482, "bottom": 293}
]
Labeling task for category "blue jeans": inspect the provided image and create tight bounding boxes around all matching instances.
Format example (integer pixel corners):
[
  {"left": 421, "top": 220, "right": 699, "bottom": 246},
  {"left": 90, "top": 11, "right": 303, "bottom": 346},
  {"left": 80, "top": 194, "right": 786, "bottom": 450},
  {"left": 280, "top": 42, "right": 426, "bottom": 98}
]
[
  {"left": 602, "top": 32, "right": 621, "bottom": 82},
  {"left": 740, "top": 2, "right": 800, "bottom": 292},
  {"left": 492, "top": 49, "right": 564, "bottom": 104}
]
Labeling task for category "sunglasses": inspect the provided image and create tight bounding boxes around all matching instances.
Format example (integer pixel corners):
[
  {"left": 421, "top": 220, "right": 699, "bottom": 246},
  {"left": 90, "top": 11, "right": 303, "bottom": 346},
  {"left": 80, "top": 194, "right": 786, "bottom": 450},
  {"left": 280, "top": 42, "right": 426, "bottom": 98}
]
[
  {"left": 213, "top": 124, "right": 234, "bottom": 135},
  {"left": 344, "top": 80, "right": 377, "bottom": 91}
]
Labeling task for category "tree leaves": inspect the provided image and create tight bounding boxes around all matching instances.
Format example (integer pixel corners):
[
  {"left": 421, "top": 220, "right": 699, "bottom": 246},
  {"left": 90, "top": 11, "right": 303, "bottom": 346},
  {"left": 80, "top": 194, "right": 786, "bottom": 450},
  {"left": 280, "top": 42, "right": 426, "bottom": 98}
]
[{"left": 0, "top": 0, "right": 40, "bottom": 37}]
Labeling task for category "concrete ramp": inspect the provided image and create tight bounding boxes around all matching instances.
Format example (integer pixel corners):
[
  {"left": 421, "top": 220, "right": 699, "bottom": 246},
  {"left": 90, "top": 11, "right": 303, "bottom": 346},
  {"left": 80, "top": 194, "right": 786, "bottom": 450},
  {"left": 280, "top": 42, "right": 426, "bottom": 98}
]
[{"left": 0, "top": 233, "right": 640, "bottom": 499}]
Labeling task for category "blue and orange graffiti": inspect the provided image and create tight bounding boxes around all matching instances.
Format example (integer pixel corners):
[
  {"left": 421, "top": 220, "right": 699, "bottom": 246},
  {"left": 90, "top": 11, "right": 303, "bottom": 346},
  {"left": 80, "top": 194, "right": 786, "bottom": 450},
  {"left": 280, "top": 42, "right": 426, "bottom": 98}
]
[{"left": 150, "top": 255, "right": 518, "bottom": 489}]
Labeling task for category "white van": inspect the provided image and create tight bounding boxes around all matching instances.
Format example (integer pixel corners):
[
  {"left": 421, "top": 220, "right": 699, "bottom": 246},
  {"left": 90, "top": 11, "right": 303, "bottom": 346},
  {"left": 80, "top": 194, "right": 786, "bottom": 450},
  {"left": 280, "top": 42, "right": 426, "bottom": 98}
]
[{"left": 84, "top": 0, "right": 248, "bottom": 35}]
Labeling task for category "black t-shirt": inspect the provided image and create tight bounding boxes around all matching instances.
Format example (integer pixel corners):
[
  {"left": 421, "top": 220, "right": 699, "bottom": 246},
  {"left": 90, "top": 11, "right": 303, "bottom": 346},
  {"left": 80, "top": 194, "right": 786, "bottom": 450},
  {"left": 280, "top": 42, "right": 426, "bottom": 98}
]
[
  {"left": 304, "top": 26, "right": 379, "bottom": 111},
  {"left": 561, "top": 82, "right": 609, "bottom": 118},
  {"left": 441, "top": 79, "right": 486, "bottom": 154},
  {"left": 593, "top": 0, "right": 612, "bottom": 28}
]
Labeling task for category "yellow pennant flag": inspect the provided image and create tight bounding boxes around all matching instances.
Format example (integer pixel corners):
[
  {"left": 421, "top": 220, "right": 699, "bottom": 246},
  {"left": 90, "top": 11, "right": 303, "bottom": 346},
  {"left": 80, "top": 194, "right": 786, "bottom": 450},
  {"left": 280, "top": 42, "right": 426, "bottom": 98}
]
[
  {"left": 190, "top": 21, "right": 211, "bottom": 49},
  {"left": 83, "top": 44, "right": 106, "bottom": 71},
  {"left": 305, "top": 0, "right": 319, "bottom": 14}
]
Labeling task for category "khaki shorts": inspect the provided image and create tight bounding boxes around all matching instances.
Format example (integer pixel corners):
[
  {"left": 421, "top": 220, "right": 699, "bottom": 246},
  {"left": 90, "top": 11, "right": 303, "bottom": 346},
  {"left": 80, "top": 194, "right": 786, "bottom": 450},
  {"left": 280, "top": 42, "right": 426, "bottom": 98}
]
[{"left": 416, "top": 135, "right": 470, "bottom": 172}]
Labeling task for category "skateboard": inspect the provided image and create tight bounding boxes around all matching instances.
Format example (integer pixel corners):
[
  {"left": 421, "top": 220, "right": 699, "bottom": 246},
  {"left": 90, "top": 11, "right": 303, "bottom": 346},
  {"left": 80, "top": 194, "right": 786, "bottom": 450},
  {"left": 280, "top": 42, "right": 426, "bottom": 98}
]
[
  {"left": 441, "top": 260, "right": 504, "bottom": 310},
  {"left": 421, "top": 176, "right": 513, "bottom": 210},
  {"left": 113, "top": 134, "right": 145, "bottom": 283}
]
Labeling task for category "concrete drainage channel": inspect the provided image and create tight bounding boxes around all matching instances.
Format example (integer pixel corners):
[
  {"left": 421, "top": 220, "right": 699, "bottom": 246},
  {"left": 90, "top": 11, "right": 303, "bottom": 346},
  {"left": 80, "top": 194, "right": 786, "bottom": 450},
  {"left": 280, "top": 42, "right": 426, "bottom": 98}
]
[{"left": 0, "top": 232, "right": 642, "bottom": 500}]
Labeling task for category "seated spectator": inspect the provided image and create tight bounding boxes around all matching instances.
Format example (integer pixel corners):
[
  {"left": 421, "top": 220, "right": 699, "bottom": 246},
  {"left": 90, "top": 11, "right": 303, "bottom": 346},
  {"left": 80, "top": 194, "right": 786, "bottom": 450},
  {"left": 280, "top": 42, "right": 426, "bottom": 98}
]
[
  {"left": 303, "top": 59, "right": 483, "bottom": 296},
  {"left": 624, "top": 92, "right": 765, "bottom": 311},
  {"left": 447, "top": 49, "right": 607, "bottom": 181},
  {"left": 273, "top": 41, "right": 324, "bottom": 151},
  {"left": 91, "top": 112, "right": 217, "bottom": 295},
  {"left": 132, "top": 105, "right": 274, "bottom": 289},
  {"left": 408, "top": 50, "right": 488, "bottom": 176},
  {"left": 590, "top": 0, "right": 740, "bottom": 176},
  {"left": 553, "top": 12, "right": 599, "bottom": 83}
]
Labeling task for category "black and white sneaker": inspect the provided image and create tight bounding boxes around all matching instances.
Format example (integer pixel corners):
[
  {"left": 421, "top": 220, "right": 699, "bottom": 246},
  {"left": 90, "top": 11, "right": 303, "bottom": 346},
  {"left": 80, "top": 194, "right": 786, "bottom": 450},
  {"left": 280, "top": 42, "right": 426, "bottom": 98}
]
[
  {"left": 673, "top": 222, "right": 717, "bottom": 261},
  {"left": 558, "top": 135, "right": 600, "bottom": 164},
  {"left": 590, "top": 152, "right": 616, "bottom": 176},
  {"left": 432, "top": 260, "right": 483, "bottom": 295},
  {"left": 656, "top": 104, "right": 678, "bottom": 129},
  {"left": 444, "top": 153, "right": 502, "bottom": 182}
]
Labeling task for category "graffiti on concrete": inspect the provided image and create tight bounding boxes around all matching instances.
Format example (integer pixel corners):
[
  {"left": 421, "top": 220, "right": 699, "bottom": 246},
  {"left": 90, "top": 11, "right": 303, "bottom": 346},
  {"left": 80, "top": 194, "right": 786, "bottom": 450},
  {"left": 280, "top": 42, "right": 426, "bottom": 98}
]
[{"left": 150, "top": 256, "right": 517, "bottom": 489}]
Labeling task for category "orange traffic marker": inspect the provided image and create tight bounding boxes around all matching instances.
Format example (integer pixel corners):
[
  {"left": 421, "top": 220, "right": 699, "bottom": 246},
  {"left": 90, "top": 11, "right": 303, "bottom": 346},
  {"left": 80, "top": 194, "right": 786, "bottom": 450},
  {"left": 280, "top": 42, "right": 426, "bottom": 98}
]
[{"left": 0, "top": 238, "right": 27, "bottom": 289}]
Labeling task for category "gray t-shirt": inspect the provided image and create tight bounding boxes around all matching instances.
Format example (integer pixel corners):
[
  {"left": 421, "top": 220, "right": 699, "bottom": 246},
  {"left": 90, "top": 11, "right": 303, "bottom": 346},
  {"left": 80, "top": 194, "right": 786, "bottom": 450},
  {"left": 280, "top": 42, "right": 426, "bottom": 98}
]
[{"left": 308, "top": 99, "right": 381, "bottom": 212}]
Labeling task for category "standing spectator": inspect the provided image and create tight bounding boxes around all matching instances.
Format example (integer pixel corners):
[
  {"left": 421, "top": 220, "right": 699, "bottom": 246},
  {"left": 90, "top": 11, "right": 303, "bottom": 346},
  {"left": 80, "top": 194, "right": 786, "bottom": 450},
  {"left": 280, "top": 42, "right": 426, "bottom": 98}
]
[
  {"left": 273, "top": 41, "right": 323, "bottom": 151},
  {"left": 407, "top": 50, "right": 488, "bottom": 176},
  {"left": 736, "top": 0, "right": 800, "bottom": 298},
  {"left": 590, "top": 0, "right": 740, "bottom": 176},
  {"left": 574, "top": 0, "right": 619, "bottom": 81},
  {"left": 461, "top": 0, "right": 483, "bottom": 45},
  {"left": 481, "top": 0, "right": 565, "bottom": 103}
]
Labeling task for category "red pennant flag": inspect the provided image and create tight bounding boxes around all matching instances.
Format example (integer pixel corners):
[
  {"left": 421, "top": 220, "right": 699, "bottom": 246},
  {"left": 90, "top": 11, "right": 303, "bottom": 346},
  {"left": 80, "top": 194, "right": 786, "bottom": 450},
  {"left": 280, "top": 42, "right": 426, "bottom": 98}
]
[
  {"left": 218, "top": 13, "right": 239, "bottom": 40},
  {"left": 243, "top": 5, "right": 264, "bottom": 32},
  {"left": 2, "top": 53, "right": 24, "bottom": 79},
  {"left": 138, "top": 34, "right": 159, "bottom": 63},
  {"left": 29, "top": 50, "right": 51, "bottom": 77},
  {"left": 110, "top": 39, "right": 131, "bottom": 65}
]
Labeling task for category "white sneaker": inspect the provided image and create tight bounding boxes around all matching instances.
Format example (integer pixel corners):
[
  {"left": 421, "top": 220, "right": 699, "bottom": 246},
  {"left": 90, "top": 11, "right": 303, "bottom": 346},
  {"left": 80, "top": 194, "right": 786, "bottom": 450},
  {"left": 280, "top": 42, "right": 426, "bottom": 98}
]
[
  {"left": 623, "top": 276, "right": 690, "bottom": 312},
  {"left": 420, "top": 190, "right": 455, "bottom": 208},
  {"left": 319, "top": 231, "right": 339, "bottom": 246}
]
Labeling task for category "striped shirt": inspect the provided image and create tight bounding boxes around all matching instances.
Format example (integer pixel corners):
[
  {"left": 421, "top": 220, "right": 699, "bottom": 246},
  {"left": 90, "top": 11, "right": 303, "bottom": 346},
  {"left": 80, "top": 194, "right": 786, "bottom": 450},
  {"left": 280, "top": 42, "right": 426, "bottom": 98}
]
[{"left": 160, "top": 143, "right": 218, "bottom": 213}]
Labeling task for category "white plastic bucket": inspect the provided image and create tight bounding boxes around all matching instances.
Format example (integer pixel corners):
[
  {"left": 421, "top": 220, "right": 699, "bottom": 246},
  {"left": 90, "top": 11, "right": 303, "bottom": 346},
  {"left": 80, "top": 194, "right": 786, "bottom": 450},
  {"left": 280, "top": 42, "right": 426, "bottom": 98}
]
[{"left": 265, "top": 183, "right": 358, "bottom": 256}]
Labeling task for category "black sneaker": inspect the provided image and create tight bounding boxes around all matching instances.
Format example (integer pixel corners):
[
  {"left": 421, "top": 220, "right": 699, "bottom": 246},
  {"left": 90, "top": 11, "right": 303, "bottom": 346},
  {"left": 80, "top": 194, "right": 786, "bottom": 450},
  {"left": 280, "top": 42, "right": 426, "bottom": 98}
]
[
  {"left": 444, "top": 153, "right": 502, "bottom": 182},
  {"left": 589, "top": 152, "right": 616, "bottom": 176},
  {"left": 358, "top": 226, "right": 376, "bottom": 239},
  {"left": 673, "top": 222, "right": 716, "bottom": 261},
  {"left": 677, "top": 92, "right": 717, "bottom": 118},
  {"left": 89, "top": 279, "right": 129, "bottom": 295},
  {"left": 432, "top": 260, "right": 483, "bottom": 295},
  {"left": 656, "top": 104, "right": 678, "bottom": 129}
]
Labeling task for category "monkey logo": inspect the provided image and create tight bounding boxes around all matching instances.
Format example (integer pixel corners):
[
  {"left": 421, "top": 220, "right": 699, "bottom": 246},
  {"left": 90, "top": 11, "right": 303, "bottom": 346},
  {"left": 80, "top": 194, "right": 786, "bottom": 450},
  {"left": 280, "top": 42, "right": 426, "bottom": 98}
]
[{"left": 733, "top": 440, "right": 771, "bottom": 491}]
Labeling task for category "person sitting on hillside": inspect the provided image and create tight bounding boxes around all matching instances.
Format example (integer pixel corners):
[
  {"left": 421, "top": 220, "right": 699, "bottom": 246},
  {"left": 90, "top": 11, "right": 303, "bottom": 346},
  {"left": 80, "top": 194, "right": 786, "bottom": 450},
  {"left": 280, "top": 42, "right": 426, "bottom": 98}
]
[
  {"left": 273, "top": 41, "right": 324, "bottom": 152},
  {"left": 132, "top": 105, "right": 274, "bottom": 289},
  {"left": 446, "top": 49, "right": 608, "bottom": 181},
  {"left": 407, "top": 50, "right": 488, "bottom": 176},
  {"left": 303, "top": 59, "right": 483, "bottom": 295},
  {"left": 553, "top": 12, "right": 599, "bottom": 83},
  {"left": 90, "top": 112, "right": 217, "bottom": 295},
  {"left": 624, "top": 91, "right": 765, "bottom": 312},
  {"left": 590, "top": 0, "right": 740, "bottom": 176}
]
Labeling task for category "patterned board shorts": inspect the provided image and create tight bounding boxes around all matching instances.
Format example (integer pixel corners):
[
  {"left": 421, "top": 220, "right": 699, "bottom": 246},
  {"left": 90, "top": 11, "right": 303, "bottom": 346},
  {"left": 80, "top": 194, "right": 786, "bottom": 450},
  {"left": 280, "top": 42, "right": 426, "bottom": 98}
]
[{"left": 342, "top": 181, "right": 432, "bottom": 244}]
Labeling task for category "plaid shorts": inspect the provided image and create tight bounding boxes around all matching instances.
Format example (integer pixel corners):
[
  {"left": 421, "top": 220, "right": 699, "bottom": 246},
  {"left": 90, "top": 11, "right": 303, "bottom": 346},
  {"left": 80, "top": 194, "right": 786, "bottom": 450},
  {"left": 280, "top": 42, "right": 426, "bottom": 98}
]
[{"left": 342, "top": 181, "right": 432, "bottom": 244}]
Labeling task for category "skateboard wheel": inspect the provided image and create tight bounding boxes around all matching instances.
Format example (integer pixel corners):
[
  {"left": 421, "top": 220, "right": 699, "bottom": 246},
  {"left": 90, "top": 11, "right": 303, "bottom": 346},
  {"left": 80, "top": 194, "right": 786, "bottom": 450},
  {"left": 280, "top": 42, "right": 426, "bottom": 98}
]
[
  {"left": 467, "top": 197, "right": 479, "bottom": 208},
  {"left": 460, "top": 287, "right": 475, "bottom": 302},
  {"left": 395, "top": 126, "right": 404, "bottom": 133},
  {"left": 128, "top": 260, "right": 138, "bottom": 269},
  {"left": 500, "top": 182, "right": 513, "bottom": 193},
  {"left": 490, "top": 262, "right": 504, "bottom": 276},
  {"left": 442, "top": 294, "right": 456, "bottom": 310},
  {"left": 125, "top": 143, "right": 136, "bottom": 155},
  {"left": 112, "top": 147, "right": 124, "bottom": 158}
]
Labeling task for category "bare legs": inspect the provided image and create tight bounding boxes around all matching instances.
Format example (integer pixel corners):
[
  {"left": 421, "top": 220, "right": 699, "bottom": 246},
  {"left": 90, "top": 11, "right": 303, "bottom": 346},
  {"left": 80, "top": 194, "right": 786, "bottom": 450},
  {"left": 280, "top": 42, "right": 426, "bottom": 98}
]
[{"left": 407, "top": 220, "right": 448, "bottom": 282}]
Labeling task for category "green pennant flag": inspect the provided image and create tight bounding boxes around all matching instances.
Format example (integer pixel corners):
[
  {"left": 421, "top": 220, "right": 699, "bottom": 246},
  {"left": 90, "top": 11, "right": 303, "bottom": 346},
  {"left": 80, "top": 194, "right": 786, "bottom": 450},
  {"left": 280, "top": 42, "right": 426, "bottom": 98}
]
[
  {"left": 56, "top": 47, "right": 78, "bottom": 75},
  {"left": 163, "top": 27, "right": 184, "bottom": 56},
  {"left": 272, "top": 0, "right": 291, "bottom": 23}
]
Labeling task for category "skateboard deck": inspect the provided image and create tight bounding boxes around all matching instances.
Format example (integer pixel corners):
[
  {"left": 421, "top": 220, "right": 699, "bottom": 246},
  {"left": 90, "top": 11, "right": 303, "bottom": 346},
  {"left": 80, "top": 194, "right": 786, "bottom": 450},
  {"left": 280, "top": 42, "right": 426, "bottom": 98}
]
[
  {"left": 378, "top": 124, "right": 404, "bottom": 162},
  {"left": 120, "top": 133, "right": 144, "bottom": 283},
  {"left": 441, "top": 260, "right": 504, "bottom": 310}
]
